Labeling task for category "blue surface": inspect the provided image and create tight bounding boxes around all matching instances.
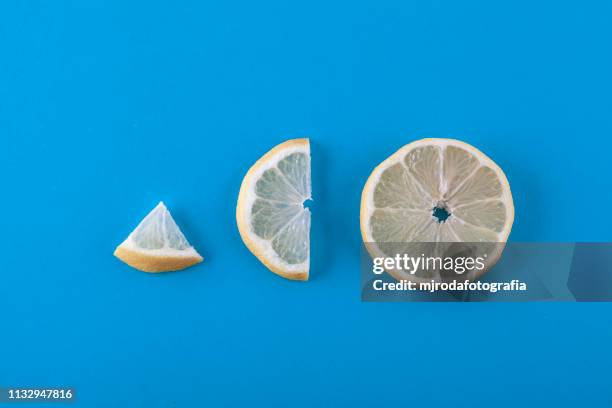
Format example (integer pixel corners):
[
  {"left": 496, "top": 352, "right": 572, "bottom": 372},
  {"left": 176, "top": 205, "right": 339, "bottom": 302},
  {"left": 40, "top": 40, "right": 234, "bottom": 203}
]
[{"left": 1, "top": 1, "right": 611, "bottom": 406}]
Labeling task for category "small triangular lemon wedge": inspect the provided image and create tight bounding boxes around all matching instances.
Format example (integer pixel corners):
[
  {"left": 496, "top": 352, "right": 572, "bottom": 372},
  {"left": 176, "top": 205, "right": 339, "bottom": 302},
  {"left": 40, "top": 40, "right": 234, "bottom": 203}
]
[{"left": 114, "top": 202, "right": 203, "bottom": 273}]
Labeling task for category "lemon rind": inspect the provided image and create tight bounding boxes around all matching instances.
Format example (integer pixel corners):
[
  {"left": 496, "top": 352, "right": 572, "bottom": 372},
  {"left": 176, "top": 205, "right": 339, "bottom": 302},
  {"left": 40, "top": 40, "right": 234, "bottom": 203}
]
[{"left": 114, "top": 245, "right": 203, "bottom": 273}]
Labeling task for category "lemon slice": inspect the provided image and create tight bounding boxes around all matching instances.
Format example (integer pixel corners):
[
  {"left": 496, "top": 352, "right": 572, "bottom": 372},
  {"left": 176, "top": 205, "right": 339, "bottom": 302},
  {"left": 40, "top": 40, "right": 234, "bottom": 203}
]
[
  {"left": 114, "top": 202, "right": 203, "bottom": 273},
  {"left": 361, "top": 138, "right": 514, "bottom": 281},
  {"left": 236, "top": 139, "right": 311, "bottom": 281}
]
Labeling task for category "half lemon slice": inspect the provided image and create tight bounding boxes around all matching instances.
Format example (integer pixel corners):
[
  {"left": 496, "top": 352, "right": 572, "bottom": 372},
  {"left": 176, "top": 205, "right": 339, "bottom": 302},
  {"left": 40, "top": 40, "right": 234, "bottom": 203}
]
[
  {"left": 114, "top": 202, "right": 203, "bottom": 272},
  {"left": 236, "top": 139, "right": 311, "bottom": 281},
  {"left": 361, "top": 138, "right": 514, "bottom": 281}
]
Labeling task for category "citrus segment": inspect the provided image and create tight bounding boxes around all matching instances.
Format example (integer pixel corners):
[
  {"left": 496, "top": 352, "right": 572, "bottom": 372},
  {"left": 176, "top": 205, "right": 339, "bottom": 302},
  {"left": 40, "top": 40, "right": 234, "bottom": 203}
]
[{"left": 114, "top": 202, "right": 203, "bottom": 273}]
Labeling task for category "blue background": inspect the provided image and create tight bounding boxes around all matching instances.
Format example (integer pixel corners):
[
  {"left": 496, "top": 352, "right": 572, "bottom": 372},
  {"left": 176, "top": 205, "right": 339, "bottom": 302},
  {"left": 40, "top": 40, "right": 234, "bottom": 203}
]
[{"left": 1, "top": 1, "right": 611, "bottom": 406}]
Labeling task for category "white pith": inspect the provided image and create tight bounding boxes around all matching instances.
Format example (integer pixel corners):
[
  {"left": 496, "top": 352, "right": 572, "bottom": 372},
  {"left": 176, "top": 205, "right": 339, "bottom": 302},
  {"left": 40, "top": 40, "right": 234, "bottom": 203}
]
[{"left": 119, "top": 240, "right": 202, "bottom": 258}]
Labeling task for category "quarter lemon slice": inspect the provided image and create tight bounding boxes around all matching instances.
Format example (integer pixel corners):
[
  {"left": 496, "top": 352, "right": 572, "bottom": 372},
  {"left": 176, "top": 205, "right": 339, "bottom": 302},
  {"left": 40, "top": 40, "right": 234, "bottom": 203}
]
[
  {"left": 236, "top": 139, "right": 311, "bottom": 281},
  {"left": 361, "top": 138, "right": 514, "bottom": 281},
  {"left": 114, "top": 202, "right": 203, "bottom": 272}
]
